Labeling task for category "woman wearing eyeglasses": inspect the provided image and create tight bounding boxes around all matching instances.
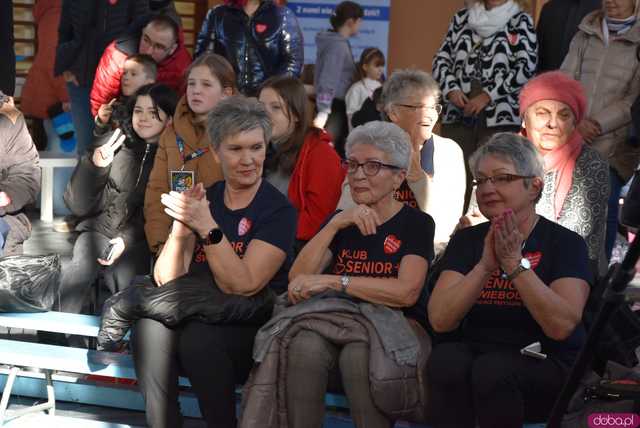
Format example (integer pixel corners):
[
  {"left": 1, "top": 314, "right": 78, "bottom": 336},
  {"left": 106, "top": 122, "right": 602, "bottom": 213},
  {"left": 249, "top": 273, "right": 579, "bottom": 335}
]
[
  {"left": 379, "top": 69, "right": 466, "bottom": 252},
  {"left": 462, "top": 71, "right": 609, "bottom": 276},
  {"left": 427, "top": 132, "right": 591, "bottom": 428},
  {"left": 281, "top": 121, "right": 435, "bottom": 427}
]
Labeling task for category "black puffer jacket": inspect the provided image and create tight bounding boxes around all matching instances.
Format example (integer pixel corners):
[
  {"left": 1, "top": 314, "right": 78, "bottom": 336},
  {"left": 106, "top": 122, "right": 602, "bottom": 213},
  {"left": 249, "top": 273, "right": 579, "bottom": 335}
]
[
  {"left": 64, "top": 122, "right": 157, "bottom": 247},
  {"left": 54, "top": 0, "right": 149, "bottom": 86},
  {"left": 194, "top": 0, "right": 304, "bottom": 96},
  {"left": 97, "top": 272, "right": 274, "bottom": 351}
]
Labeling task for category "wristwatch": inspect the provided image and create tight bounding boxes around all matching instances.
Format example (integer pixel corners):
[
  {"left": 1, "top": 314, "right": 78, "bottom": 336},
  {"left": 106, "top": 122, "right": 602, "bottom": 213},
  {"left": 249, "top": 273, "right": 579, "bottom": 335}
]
[
  {"left": 504, "top": 257, "right": 531, "bottom": 281},
  {"left": 340, "top": 275, "right": 351, "bottom": 294},
  {"left": 197, "top": 227, "right": 223, "bottom": 246}
]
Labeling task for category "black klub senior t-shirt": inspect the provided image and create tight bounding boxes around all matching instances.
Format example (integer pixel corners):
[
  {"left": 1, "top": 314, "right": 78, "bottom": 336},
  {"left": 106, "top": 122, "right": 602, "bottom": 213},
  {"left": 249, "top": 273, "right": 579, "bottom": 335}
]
[
  {"left": 190, "top": 180, "right": 297, "bottom": 294},
  {"left": 441, "top": 216, "right": 592, "bottom": 365},
  {"left": 394, "top": 180, "right": 418, "bottom": 209},
  {"left": 327, "top": 205, "right": 435, "bottom": 319}
]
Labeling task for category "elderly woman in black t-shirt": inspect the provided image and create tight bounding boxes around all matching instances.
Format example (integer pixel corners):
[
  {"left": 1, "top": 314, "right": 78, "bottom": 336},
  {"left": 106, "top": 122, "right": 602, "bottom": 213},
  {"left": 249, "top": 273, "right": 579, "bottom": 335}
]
[
  {"left": 427, "top": 132, "right": 591, "bottom": 428},
  {"left": 132, "top": 97, "right": 296, "bottom": 428},
  {"left": 284, "top": 121, "right": 435, "bottom": 427}
]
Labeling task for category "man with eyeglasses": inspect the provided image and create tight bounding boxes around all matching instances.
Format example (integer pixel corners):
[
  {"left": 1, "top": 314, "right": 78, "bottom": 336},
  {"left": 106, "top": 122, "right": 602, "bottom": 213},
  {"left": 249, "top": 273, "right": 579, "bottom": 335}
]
[
  {"left": 55, "top": 0, "right": 150, "bottom": 157},
  {"left": 89, "top": 12, "right": 191, "bottom": 117}
]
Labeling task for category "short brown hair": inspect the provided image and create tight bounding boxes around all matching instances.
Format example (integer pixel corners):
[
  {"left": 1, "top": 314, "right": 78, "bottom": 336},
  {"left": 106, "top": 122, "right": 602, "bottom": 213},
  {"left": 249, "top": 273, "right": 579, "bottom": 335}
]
[{"left": 125, "top": 54, "right": 158, "bottom": 80}]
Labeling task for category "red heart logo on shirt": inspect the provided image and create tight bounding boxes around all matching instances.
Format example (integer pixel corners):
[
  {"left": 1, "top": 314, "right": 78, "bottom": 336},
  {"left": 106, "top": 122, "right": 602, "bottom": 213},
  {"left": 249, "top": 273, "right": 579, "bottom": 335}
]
[
  {"left": 255, "top": 23, "right": 267, "bottom": 34},
  {"left": 524, "top": 251, "right": 542, "bottom": 269},
  {"left": 108, "top": 0, "right": 118, "bottom": 5},
  {"left": 508, "top": 33, "right": 518, "bottom": 46},
  {"left": 383, "top": 235, "right": 402, "bottom": 254},
  {"left": 238, "top": 217, "right": 252, "bottom": 237}
]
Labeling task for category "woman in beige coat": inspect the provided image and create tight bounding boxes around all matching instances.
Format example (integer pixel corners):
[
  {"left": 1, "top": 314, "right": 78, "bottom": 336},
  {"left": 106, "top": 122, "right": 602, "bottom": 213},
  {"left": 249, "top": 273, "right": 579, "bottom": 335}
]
[{"left": 561, "top": 0, "right": 640, "bottom": 259}]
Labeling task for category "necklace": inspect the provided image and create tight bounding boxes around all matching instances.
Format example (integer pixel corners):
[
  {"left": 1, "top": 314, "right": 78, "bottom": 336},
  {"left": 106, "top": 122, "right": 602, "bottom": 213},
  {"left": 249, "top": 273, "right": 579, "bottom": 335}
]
[{"left": 499, "top": 214, "right": 540, "bottom": 279}]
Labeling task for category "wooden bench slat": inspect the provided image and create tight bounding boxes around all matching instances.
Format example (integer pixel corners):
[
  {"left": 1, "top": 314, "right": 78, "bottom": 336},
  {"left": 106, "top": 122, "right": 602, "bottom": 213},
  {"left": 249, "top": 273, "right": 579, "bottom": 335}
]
[
  {"left": 0, "top": 312, "right": 100, "bottom": 337},
  {"left": 0, "top": 339, "right": 136, "bottom": 379}
]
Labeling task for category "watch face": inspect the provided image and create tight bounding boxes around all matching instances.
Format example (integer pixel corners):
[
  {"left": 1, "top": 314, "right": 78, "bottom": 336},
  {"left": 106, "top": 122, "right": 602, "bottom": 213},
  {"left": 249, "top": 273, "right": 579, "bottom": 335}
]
[
  {"left": 521, "top": 257, "right": 531, "bottom": 270},
  {"left": 209, "top": 228, "right": 223, "bottom": 244}
]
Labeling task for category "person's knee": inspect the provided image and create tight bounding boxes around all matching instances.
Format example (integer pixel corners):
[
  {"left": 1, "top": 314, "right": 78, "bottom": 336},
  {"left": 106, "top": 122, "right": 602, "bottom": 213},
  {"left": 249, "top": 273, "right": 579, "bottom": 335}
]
[
  {"left": 427, "top": 342, "right": 473, "bottom": 388},
  {"left": 132, "top": 318, "right": 177, "bottom": 356},
  {"left": 288, "top": 329, "right": 336, "bottom": 371}
]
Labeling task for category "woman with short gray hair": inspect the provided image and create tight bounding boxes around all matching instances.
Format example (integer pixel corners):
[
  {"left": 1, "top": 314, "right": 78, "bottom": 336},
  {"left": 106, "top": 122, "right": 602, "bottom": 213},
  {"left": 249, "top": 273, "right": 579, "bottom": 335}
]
[
  {"left": 468, "top": 132, "right": 545, "bottom": 186},
  {"left": 381, "top": 69, "right": 466, "bottom": 251},
  {"left": 282, "top": 120, "right": 435, "bottom": 427},
  {"left": 345, "top": 119, "right": 412, "bottom": 169},
  {"left": 207, "top": 95, "right": 272, "bottom": 150},
  {"left": 428, "top": 132, "right": 591, "bottom": 427},
  {"left": 133, "top": 96, "right": 297, "bottom": 428}
]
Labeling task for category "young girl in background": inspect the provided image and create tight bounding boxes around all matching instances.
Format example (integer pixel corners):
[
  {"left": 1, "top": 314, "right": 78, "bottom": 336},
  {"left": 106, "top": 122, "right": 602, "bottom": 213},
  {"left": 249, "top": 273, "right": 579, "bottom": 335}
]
[
  {"left": 345, "top": 47, "right": 385, "bottom": 130},
  {"left": 59, "top": 83, "right": 178, "bottom": 315},
  {"left": 144, "top": 53, "right": 238, "bottom": 254},
  {"left": 259, "top": 76, "right": 345, "bottom": 252},
  {"left": 313, "top": 0, "right": 364, "bottom": 157}
]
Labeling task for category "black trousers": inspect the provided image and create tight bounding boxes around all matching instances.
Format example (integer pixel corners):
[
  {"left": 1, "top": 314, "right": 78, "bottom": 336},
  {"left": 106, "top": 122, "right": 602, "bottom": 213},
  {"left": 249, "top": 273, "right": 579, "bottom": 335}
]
[
  {"left": 130, "top": 318, "right": 258, "bottom": 428},
  {"left": 58, "top": 231, "right": 150, "bottom": 314},
  {"left": 426, "top": 342, "right": 567, "bottom": 428},
  {"left": 325, "top": 98, "right": 348, "bottom": 158}
]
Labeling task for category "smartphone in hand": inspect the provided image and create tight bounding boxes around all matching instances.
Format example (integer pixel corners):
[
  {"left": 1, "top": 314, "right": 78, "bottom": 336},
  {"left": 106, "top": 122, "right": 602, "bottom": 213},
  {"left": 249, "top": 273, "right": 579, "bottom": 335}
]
[{"left": 102, "top": 243, "right": 117, "bottom": 262}]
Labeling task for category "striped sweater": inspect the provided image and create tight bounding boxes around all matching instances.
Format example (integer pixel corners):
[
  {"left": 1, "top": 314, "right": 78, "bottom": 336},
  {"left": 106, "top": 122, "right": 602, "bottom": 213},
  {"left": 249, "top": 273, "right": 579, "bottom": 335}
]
[{"left": 432, "top": 8, "right": 538, "bottom": 127}]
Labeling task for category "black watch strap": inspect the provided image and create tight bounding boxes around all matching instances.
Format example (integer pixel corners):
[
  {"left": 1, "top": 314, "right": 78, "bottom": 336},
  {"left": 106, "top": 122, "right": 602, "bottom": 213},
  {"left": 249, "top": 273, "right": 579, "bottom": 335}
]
[{"left": 198, "top": 227, "right": 223, "bottom": 246}]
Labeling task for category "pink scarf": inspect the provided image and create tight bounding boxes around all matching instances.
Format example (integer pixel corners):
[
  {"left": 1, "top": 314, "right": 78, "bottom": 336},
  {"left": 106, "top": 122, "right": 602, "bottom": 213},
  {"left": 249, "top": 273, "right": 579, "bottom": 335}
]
[{"left": 541, "top": 131, "right": 583, "bottom": 220}]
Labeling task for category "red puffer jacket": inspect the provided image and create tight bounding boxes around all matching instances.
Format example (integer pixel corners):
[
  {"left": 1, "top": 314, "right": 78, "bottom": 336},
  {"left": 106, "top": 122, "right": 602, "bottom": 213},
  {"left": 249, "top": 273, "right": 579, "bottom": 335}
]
[
  {"left": 89, "top": 17, "right": 191, "bottom": 116},
  {"left": 288, "top": 128, "right": 345, "bottom": 241}
]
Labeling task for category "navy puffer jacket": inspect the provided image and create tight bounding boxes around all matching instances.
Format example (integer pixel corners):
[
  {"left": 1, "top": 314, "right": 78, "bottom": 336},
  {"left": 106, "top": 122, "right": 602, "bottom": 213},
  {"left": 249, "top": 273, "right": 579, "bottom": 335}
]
[{"left": 195, "top": 0, "right": 304, "bottom": 96}]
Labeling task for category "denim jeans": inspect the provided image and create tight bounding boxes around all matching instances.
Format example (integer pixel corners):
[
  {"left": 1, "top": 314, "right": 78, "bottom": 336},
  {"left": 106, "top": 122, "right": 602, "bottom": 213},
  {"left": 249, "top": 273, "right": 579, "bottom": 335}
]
[{"left": 66, "top": 82, "right": 93, "bottom": 156}]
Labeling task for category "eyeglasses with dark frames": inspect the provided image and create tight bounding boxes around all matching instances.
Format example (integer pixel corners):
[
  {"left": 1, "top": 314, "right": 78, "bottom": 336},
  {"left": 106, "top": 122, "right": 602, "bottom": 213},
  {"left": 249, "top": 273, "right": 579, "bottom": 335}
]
[
  {"left": 141, "top": 33, "right": 172, "bottom": 53},
  {"left": 395, "top": 103, "right": 443, "bottom": 115},
  {"left": 341, "top": 159, "right": 402, "bottom": 176},
  {"left": 472, "top": 173, "right": 535, "bottom": 187}
]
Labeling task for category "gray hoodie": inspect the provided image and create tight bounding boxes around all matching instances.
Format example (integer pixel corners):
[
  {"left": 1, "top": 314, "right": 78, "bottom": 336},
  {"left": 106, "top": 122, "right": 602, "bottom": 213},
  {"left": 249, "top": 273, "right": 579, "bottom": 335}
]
[{"left": 314, "top": 30, "right": 356, "bottom": 114}]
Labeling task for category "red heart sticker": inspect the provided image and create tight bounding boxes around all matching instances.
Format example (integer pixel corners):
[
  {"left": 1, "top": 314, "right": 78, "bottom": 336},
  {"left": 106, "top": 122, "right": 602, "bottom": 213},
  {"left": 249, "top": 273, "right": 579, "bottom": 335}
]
[
  {"left": 238, "top": 217, "right": 252, "bottom": 237},
  {"left": 507, "top": 33, "right": 518, "bottom": 46},
  {"left": 524, "top": 251, "right": 542, "bottom": 269},
  {"left": 383, "top": 235, "right": 402, "bottom": 254},
  {"left": 255, "top": 23, "right": 267, "bottom": 33}
]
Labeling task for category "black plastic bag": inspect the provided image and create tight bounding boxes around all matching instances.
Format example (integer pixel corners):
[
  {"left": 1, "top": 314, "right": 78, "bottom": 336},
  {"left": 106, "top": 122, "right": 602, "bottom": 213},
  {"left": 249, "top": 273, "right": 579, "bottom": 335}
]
[
  {"left": 0, "top": 254, "right": 61, "bottom": 312},
  {"left": 97, "top": 272, "right": 274, "bottom": 351}
]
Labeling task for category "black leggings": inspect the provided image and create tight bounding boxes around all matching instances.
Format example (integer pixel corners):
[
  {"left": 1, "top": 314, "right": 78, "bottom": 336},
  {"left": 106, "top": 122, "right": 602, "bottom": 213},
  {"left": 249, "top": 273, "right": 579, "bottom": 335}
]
[
  {"left": 426, "top": 342, "right": 567, "bottom": 428},
  {"left": 131, "top": 318, "right": 258, "bottom": 428}
]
